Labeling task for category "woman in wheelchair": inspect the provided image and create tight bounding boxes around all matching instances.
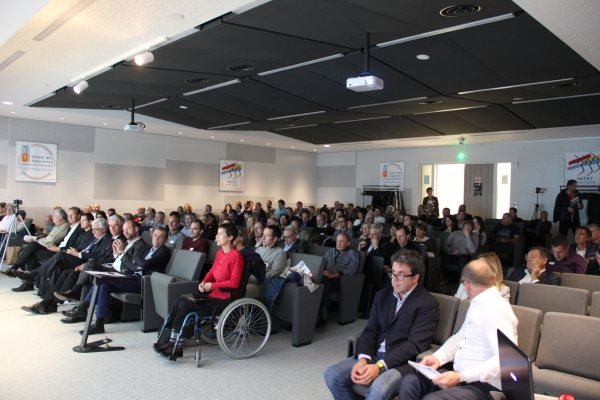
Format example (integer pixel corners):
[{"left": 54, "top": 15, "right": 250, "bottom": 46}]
[{"left": 154, "top": 223, "right": 244, "bottom": 359}]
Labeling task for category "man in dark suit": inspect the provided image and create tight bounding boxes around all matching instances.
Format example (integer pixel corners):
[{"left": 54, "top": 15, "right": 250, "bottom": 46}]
[
  {"left": 313, "top": 212, "right": 335, "bottom": 236},
  {"left": 506, "top": 247, "right": 561, "bottom": 285},
  {"left": 14, "top": 218, "right": 114, "bottom": 290},
  {"left": 61, "top": 227, "right": 170, "bottom": 334},
  {"left": 358, "top": 222, "right": 392, "bottom": 265},
  {"left": 300, "top": 210, "right": 316, "bottom": 228},
  {"left": 324, "top": 249, "right": 440, "bottom": 400},
  {"left": 278, "top": 225, "right": 307, "bottom": 257}
]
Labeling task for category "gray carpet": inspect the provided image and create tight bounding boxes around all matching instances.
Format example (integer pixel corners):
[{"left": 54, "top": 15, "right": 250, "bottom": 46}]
[{"left": 0, "top": 265, "right": 367, "bottom": 400}]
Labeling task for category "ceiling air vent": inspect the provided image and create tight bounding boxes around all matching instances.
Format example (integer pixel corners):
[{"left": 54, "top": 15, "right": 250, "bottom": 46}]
[
  {"left": 101, "top": 105, "right": 121, "bottom": 109},
  {"left": 552, "top": 83, "right": 582, "bottom": 88},
  {"left": 227, "top": 65, "right": 255, "bottom": 71},
  {"left": 419, "top": 100, "right": 442, "bottom": 105},
  {"left": 440, "top": 5, "right": 482, "bottom": 17},
  {"left": 185, "top": 78, "right": 209, "bottom": 84}
]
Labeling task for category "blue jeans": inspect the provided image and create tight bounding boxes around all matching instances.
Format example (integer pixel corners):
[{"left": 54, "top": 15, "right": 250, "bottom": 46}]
[{"left": 324, "top": 355, "right": 402, "bottom": 400}]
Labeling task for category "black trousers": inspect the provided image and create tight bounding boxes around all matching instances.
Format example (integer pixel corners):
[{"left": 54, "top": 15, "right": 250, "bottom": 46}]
[
  {"left": 165, "top": 297, "right": 228, "bottom": 336},
  {"left": 559, "top": 218, "right": 578, "bottom": 236},
  {"left": 400, "top": 370, "right": 497, "bottom": 400},
  {"left": 12, "top": 242, "right": 49, "bottom": 271},
  {"left": 320, "top": 275, "right": 341, "bottom": 308},
  {"left": 35, "top": 252, "right": 83, "bottom": 279}
]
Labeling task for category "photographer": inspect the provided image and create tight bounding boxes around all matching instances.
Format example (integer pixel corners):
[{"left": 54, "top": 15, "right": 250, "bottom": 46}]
[{"left": 0, "top": 203, "right": 26, "bottom": 233}]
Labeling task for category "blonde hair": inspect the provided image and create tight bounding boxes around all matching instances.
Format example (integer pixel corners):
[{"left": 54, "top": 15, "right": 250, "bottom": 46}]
[{"left": 477, "top": 252, "right": 504, "bottom": 290}]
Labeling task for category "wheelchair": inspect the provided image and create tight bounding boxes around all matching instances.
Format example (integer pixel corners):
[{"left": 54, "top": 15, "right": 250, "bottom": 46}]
[{"left": 157, "top": 262, "right": 271, "bottom": 366}]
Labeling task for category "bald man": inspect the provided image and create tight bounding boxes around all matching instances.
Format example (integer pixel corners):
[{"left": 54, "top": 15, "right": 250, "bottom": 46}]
[{"left": 400, "top": 259, "right": 518, "bottom": 400}]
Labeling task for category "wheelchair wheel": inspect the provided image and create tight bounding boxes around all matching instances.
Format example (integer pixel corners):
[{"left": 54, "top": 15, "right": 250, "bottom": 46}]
[{"left": 217, "top": 298, "right": 271, "bottom": 359}]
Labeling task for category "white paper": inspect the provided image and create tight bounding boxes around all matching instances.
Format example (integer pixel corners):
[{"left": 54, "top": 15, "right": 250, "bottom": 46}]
[
  {"left": 408, "top": 361, "right": 441, "bottom": 379},
  {"left": 85, "top": 271, "right": 126, "bottom": 277}
]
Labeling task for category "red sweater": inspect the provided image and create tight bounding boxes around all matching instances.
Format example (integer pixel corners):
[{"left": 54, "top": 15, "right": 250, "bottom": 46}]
[{"left": 204, "top": 248, "right": 244, "bottom": 300}]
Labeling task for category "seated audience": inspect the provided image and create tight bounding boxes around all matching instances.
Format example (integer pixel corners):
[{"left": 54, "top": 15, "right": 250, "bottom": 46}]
[
  {"left": 255, "top": 225, "right": 287, "bottom": 279},
  {"left": 133, "top": 206, "right": 145, "bottom": 223},
  {"left": 358, "top": 222, "right": 372, "bottom": 240},
  {"left": 358, "top": 223, "right": 392, "bottom": 265},
  {"left": 313, "top": 212, "right": 335, "bottom": 236},
  {"left": 142, "top": 207, "right": 156, "bottom": 226},
  {"left": 455, "top": 252, "right": 510, "bottom": 300},
  {"left": 507, "top": 247, "right": 561, "bottom": 285},
  {"left": 546, "top": 235, "right": 586, "bottom": 274},
  {"left": 489, "top": 213, "right": 520, "bottom": 266},
  {"left": 569, "top": 226, "right": 597, "bottom": 262},
  {"left": 278, "top": 225, "right": 308, "bottom": 257},
  {"left": 324, "top": 249, "right": 439, "bottom": 400},
  {"left": 422, "top": 187, "right": 440, "bottom": 216},
  {"left": 508, "top": 206, "right": 524, "bottom": 223},
  {"left": 166, "top": 212, "right": 185, "bottom": 249},
  {"left": 152, "top": 211, "right": 167, "bottom": 229},
  {"left": 201, "top": 213, "right": 217, "bottom": 241},
  {"left": 413, "top": 222, "right": 436, "bottom": 257},
  {"left": 301, "top": 209, "right": 316, "bottom": 228},
  {"left": 279, "top": 214, "right": 290, "bottom": 230},
  {"left": 456, "top": 204, "right": 473, "bottom": 221},
  {"left": 373, "top": 206, "right": 386, "bottom": 223},
  {"left": 180, "top": 213, "right": 194, "bottom": 237},
  {"left": 334, "top": 215, "right": 354, "bottom": 238},
  {"left": 183, "top": 203, "right": 196, "bottom": 219},
  {"left": 525, "top": 210, "right": 552, "bottom": 248},
  {"left": 589, "top": 223, "right": 600, "bottom": 247},
  {"left": 0, "top": 203, "right": 26, "bottom": 233},
  {"left": 472, "top": 216, "right": 487, "bottom": 247},
  {"left": 266, "top": 217, "right": 278, "bottom": 227},
  {"left": 441, "top": 220, "right": 479, "bottom": 276},
  {"left": 181, "top": 220, "right": 208, "bottom": 253},
  {"left": 586, "top": 247, "right": 600, "bottom": 275},
  {"left": 248, "top": 221, "right": 265, "bottom": 247}
]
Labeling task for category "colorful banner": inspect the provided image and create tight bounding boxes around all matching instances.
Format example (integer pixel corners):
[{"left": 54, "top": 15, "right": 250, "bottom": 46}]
[
  {"left": 380, "top": 161, "right": 404, "bottom": 190},
  {"left": 566, "top": 151, "right": 600, "bottom": 185},
  {"left": 220, "top": 160, "right": 244, "bottom": 191},
  {"left": 15, "top": 141, "right": 57, "bottom": 182}
]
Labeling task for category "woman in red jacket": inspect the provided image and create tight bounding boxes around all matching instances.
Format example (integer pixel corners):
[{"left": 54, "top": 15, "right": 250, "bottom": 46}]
[{"left": 154, "top": 223, "right": 244, "bottom": 360}]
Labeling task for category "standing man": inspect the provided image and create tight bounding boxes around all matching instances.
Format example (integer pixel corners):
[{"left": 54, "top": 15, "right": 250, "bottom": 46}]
[
  {"left": 554, "top": 179, "right": 584, "bottom": 236},
  {"left": 399, "top": 259, "right": 518, "bottom": 400},
  {"left": 324, "top": 250, "right": 439, "bottom": 400},
  {"left": 422, "top": 187, "right": 440, "bottom": 216}
]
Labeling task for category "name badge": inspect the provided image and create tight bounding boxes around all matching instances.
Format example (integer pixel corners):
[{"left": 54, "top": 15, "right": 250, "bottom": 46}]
[
  {"left": 189, "top": 248, "right": 193, "bottom": 251},
  {"left": 549, "top": 262, "right": 555, "bottom": 265},
  {"left": 170, "top": 240, "right": 175, "bottom": 244}
]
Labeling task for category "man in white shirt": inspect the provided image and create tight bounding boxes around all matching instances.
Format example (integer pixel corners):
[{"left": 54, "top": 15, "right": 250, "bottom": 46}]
[
  {"left": 399, "top": 259, "right": 518, "bottom": 400},
  {"left": 506, "top": 247, "right": 561, "bottom": 285}
]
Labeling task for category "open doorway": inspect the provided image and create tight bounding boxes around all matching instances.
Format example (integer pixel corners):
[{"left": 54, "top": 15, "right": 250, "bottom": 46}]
[{"left": 435, "top": 164, "right": 465, "bottom": 215}]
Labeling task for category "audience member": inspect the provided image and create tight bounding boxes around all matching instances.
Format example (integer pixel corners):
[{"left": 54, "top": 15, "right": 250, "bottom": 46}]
[
  {"left": 301, "top": 209, "right": 316, "bottom": 228},
  {"left": 413, "top": 222, "right": 436, "bottom": 257},
  {"left": 508, "top": 207, "right": 523, "bottom": 223},
  {"left": 181, "top": 220, "right": 208, "bottom": 253},
  {"left": 586, "top": 247, "right": 600, "bottom": 275},
  {"left": 489, "top": 213, "right": 520, "bottom": 266},
  {"left": 278, "top": 225, "right": 308, "bottom": 257},
  {"left": 0, "top": 203, "right": 26, "bottom": 233},
  {"left": 165, "top": 212, "right": 185, "bottom": 249},
  {"left": 324, "top": 249, "right": 439, "bottom": 400},
  {"left": 152, "top": 211, "right": 166, "bottom": 229},
  {"left": 255, "top": 225, "right": 287, "bottom": 280},
  {"left": 589, "top": 223, "right": 600, "bottom": 247},
  {"left": 279, "top": 214, "right": 290, "bottom": 229},
  {"left": 422, "top": 187, "right": 440, "bottom": 216},
  {"left": 507, "top": 247, "right": 561, "bottom": 285},
  {"left": 248, "top": 221, "right": 265, "bottom": 247},
  {"left": 569, "top": 226, "right": 597, "bottom": 262},
  {"left": 472, "top": 216, "right": 487, "bottom": 247},
  {"left": 441, "top": 220, "right": 479, "bottom": 276},
  {"left": 455, "top": 252, "right": 510, "bottom": 300},
  {"left": 373, "top": 206, "right": 386, "bottom": 223},
  {"left": 456, "top": 204, "right": 473, "bottom": 221},
  {"left": 183, "top": 203, "right": 196, "bottom": 219},
  {"left": 553, "top": 179, "right": 583, "bottom": 236},
  {"left": 180, "top": 213, "right": 194, "bottom": 237},
  {"left": 313, "top": 213, "right": 335, "bottom": 236},
  {"left": 358, "top": 222, "right": 372, "bottom": 240},
  {"left": 358, "top": 222, "right": 392, "bottom": 265},
  {"left": 334, "top": 215, "right": 354, "bottom": 238},
  {"left": 273, "top": 199, "right": 286, "bottom": 219},
  {"left": 546, "top": 235, "right": 586, "bottom": 274},
  {"left": 525, "top": 210, "right": 552, "bottom": 247},
  {"left": 201, "top": 213, "right": 217, "bottom": 241},
  {"left": 133, "top": 206, "right": 146, "bottom": 223}
]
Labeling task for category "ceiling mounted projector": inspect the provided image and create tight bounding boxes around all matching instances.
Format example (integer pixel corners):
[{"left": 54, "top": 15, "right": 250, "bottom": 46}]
[
  {"left": 124, "top": 99, "right": 146, "bottom": 132},
  {"left": 347, "top": 33, "right": 383, "bottom": 92}
]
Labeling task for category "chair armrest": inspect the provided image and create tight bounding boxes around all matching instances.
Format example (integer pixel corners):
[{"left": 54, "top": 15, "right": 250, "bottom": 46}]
[{"left": 347, "top": 334, "right": 359, "bottom": 357}]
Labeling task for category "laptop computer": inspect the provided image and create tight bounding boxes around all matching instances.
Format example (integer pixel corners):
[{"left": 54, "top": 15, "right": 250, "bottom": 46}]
[{"left": 497, "top": 329, "right": 534, "bottom": 400}]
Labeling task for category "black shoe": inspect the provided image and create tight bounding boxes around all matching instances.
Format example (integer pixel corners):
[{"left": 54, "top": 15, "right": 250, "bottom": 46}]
[
  {"left": 62, "top": 307, "right": 78, "bottom": 317},
  {"left": 153, "top": 341, "right": 174, "bottom": 354},
  {"left": 161, "top": 346, "right": 183, "bottom": 360},
  {"left": 12, "top": 283, "right": 35, "bottom": 292},
  {"left": 60, "top": 307, "right": 87, "bottom": 323},
  {"left": 79, "top": 324, "right": 105, "bottom": 335},
  {"left": 60, "top": 316, "right": 87, "bottom": 323},
  {"left": 54, "top": 290, "right": 76, "bottom": 302},
  {"left": 0, "top": 268, "right": 17, "bottom": 277},
  {"left": 22, "top": 302, "right": 43, "bottom": 314},
  {"left": 315, "top": 316, "right": 329, "bottom": 329},
  {"left": 13, "top": 270, "right": 35, "bottom": 284}
]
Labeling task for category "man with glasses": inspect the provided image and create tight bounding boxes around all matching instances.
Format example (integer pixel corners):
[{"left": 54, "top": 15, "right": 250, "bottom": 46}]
[
  {"left": 333, "top": 214, "right": 354, "bottom": 238},
  {"left": 278, "top": 225, "right": 307, "bottom": 257},
  {"left": 324, "top": 249, "right": 439, "bottom": 400},
  {"left": 256, "top": 225, "right": 287, "bottom": 280},
  {"left": 506, "top": 247, "right": 561, "bottom": 285},
  {"left": 358, "top": 222, "right": 392, "bottom": 264}
]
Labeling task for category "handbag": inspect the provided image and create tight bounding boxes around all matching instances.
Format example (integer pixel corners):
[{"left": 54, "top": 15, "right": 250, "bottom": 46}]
[{"left": 6, "top": 246, "right": 22, "bottom": 265}]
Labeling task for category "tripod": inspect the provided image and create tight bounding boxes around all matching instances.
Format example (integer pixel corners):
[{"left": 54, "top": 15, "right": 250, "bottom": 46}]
[
  {"left": 531, "top": 191, "right": 541, "bottom": 220},
  {"left": 0, "top": 208, "right": 33, "bottom": 268}
]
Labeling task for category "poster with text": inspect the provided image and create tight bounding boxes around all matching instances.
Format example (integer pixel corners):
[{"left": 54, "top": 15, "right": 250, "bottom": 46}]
[
  {"left": 566, "top": 151, "right": 600, "bottom": 185},
  {"left": 220, "top": 160, "right": 244, "bottom": 191},
  {"left": 15, "top": 141, "right": 57, "bottom": 182},
  {"left": 380, "top": 161, "right": 404, "bottom": 190}
]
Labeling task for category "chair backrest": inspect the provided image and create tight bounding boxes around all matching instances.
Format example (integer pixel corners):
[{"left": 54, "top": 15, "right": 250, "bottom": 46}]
[
  {"left": 502, "top": 280, "right": 519, "bottom": 305},
  {"left": 536, "top": 312, "right": 600, "bottom": 381},
  {"left": 516, "top": 283, "right": 589, "bottom": 316},
  {"left": 430, "top": 293, "right": 460, "bottom": 346},
  {"left": 428, "top": 230, "right": 450, "bottom": 244},
  {"left": 289, "top": 253, "right": 326, "bottom": 283},
  {"left": 429, "top": 237, "right": 442, "bottom": 257},
  {"left": 364, "top": 255, "right": 385, "bottom": 287},
  {"left": 307, "top": 245, "right": 330, "bottom": 257},
  {"left": 165, "top": 249, "right": 206, "bottom": 281},
  {"left": 591, "top": 292, "right": 600, "bottom": 318},
  {"left": 150, "top": 272, "right": 177, "bottom": 318},
  {"left": 561, "top": 273, "right": 600, "bottom": 301},
  {"left": 141, "top": 230, "right": 152, "bottom": 245},
  {"left": 415, "top": 243, "right": 427, "bottom": 262},
  {"left": 452, "top": 298, "right": 471, "bottom": 334},
  {"left": 357, "top": 250, "right": 366, "bottom": 274},
  {"left": 206, "top": 240, "right": 219, "bottom": 263},
  {"left": 511, "top": 304, "right": 543, "bottom": 362},
  {"left": 381, "top": 223, "right": 391, "bottom": 236},
  {"left": 349, "top": 237, "right": 362, "bottom": 251},
  {"left": 300, "top": 226, "right": 314, "bottom": 233}
]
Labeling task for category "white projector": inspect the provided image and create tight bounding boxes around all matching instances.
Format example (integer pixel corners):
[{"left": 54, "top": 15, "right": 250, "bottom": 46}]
[
  {"left": 124, "top": 122, "right": 145, "bottom": 132},
  {"left": 346, "top": 75, "right": 384, "bottom": 92}
]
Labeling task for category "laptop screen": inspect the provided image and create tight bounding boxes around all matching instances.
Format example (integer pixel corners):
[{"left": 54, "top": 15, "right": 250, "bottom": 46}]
[{"left": 497, "top": 329, "right": 534, "bottom": 400}]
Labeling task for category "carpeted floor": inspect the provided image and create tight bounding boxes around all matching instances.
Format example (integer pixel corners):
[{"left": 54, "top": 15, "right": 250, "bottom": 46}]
[{"left": 0, "top": 264, "right": 367, "bottom": 400}]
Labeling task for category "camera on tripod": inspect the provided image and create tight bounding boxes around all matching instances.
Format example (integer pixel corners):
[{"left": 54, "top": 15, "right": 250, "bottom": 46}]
[
  {"left": 535, "top": 188, "right": 543, "bottom": 194},
  {"left": 13, "top": 199, "right": 23, "bottom": 216}
]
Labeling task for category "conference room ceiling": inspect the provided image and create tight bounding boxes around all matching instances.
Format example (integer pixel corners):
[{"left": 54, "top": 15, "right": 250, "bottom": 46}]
[{"left": 30, "top": 0, "right": 600, "bottom": 145}]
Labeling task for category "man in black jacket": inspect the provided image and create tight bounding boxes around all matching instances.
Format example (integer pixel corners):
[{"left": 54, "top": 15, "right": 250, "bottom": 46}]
[
  {"left": 324, "top": 249, "right": 439, "bottom": 400},
  {"left": 553, "top": 179, "right": 584, "bottom": 236},
  {"left": 506, "top": 247, "right": 561, "bottom": 285}
]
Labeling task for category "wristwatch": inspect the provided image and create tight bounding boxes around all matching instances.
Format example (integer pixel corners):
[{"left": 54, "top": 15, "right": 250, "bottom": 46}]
[
  {"left": 376, "top": 360, "right": 387, "bottom": 375},
  {"left": 459, "top": 372, "right": 467, "bottom": 386}
]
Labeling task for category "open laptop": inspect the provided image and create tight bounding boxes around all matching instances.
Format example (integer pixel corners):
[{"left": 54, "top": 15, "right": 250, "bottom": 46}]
[{"left": 497, "top": 329, "right": 534, "bottom": 400}]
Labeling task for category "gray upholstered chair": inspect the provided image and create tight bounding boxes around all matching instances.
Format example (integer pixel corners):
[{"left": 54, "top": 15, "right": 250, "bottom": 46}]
[
  {"left": 591, "top": 292, "right": 600, "bottom": 318},
  {"left": 416, "top": 293, "right": 460, "bottom": 361},
  {"left": 516, "top": 283, "right": 589, "bottom": 316},
  {"left": 511, "top": 304, "right": 542, "bottom": 362},
  {"left": 452, "top": 298, "right": 471, "bottom": 334},
  {"left": 330, "top": 250, "right": 366, "bottom": 325},
  {"left": 561, "top": 273, "right": 600, "bottom": 305},
  {"left": 502, "top": 280, "right": 519, "bottom": 305},
  {"left": 140, "top": 230, "right": 151, "bottom": 245},
  {"left": 271, "top": 252, "right": 326, "bottom": 347},
  {"left": 306, "top": 245, "right": 331, "bottom": 257},
  {"left": 359, "top": 255, "right": 384, "bottom": 319},
  {"left": 533, "top": 312, "right": 600, "bottom": 399},
  {"left": 348, "top": 238, "right": 362, "bottom": 251}
]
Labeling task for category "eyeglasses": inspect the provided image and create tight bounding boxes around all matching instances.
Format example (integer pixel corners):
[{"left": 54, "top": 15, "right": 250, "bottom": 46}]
[
  {"left": 391, "top": 273, "right": 415, "bottom": 281},
  {"left": 92, "top": 228, "right": 104, "bottom": 231}
]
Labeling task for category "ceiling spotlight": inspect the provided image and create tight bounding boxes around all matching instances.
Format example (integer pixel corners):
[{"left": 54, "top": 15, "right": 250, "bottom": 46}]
[
  {"left": 314, "top": 149, "right": 316, "bottom": 151},
  {"left": 11, "top": 111, "right": 15, "bottom": 114},
  {"left": 240, "top": 139, "right": 243, "bottom": 142},
  {"left": 134, "top": 51, "right": 154, "bottom": 66},
  {"left": 227, "top": 65, "right": 255, "bottom": 71},
  {"left": 211, "top": 136, "right": 215, "bottom": 138},
  {"left": 324, "top": 144, "right": 331, "bottom": 147},
  {"left": 291, "top": 146, "right": 295, "bottom": 149},
  {"left": 103, "top": 123, "right": 107, "bottom": 125},
  {"left": 60, "top": 117, "right": 64, "bottom": 120},
  {"left": 420, "top": 100, "right": 442, "bottom": 105},
  {"left": 2, "top": 101, "right": 13, "bottom": 105},
  {"left": 178, "top": 132, "right": 182, "bottom": 134},
  {"left": 417, "top": 54, "right": 430, "bottom": 60},
  {"left": 180, "top": 105, "right": 188, "bottom": 109},
  {"left": 267, "top": 143, "right": 270, "bottom": 145},
  {"left": 73, "top": 80, "right": 89, "bottom": 94}
]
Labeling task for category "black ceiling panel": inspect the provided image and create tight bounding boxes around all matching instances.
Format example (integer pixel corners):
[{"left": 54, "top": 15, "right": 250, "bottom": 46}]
[
  {"left": 269, "top": 124, "right": 369, "bottom": 144},
  {"left": 451, "top": 75, "right": 600, "bottom": 104},
  {"left": 333, "top": 116, "right": 443, "bottom": 140},
  {"left": 227, "top": 0, "right": 521, "bottom": 48},
  {"left": 349, "top": 96, "right": 491, "bottom": 116},
  {"left": 123, "top": 21, "right": 349, "bottom": 76},
  {"left": 407, "top": 105, "right": 533, "bottom": 135},
  {"left": 445, "top": 14, "right": 598, "bottom": 86},
  {"left": 183, "top": 79, "right": 328, "bottom": 121},
  {"left": 505, "top": 95, "right": 600, "bottom": 129},
  {"left": 135, "top": 97, "right": 251, "bottom": 130},
  {"left": 31, "top": 88, "right": 158, "bottom": 110}
]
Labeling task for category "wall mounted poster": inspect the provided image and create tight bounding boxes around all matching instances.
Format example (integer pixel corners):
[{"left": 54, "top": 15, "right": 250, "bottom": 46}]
[
  {"left": 220, "top": 160, "right": 244, "bottom": 191},
  {"left": 380, "top": 161, "right": 404, "bottom": 190},
  {"left": 566, "top": 151, "right": 600, "bottom": 185},
  {"left": 15, "top": 141, "right": 57, "bottom": 182}
]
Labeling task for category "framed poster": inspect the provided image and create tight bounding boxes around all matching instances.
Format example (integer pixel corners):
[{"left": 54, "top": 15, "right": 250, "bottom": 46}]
[
  {"left": 566, "top": 151, "right": 600, "bottom": 185},
  {"left": 15, "top": 141, "right": 57, "bottom": 182},
  {"left": 220, "top": 160, "right": 244, "bottom": 191},
  {"left": 380, "top": 161, "right": 404, "bottom": 190}
]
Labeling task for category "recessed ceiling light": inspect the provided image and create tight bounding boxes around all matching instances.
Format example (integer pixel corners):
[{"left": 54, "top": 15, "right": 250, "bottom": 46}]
[
  {"left": 324, "top": 144, "right": 331, "bottom": 147},
  {"left": 180, "top": 105, "right": 188, "bottom": 109},
  {"left": 103, "top": 123, "right": 107, "bottom": 125},
  {"left": 227, "top": 65, "right": 255, "bottom": 72},
  {"left": 513, "top": 98, "right": 522, "bottom": 101},
  {"left": 211, "top": 136, "right": 215, "bottom": 138},
  {"left": 267, "top": 143, "right": 270, "bottom": 145},
  {"left": 313, "top": 149, "right": 316, "bottom": 151},
  {"left": 240, "top": 139, "right": 243, "bottom": 142},
  {"left": 178, "top": 132, "right": 182, "bottom": 134},
  {"left": 60, "top": 117, "right": 64, "bottom": 120},
  {"left": 440, "top": 5, "right": 482, "bottom": 17},
  {"left": 419, "top": 100, "right": 442, "bottom": 105},
  {"left": 552, "top": 83, "right": 582, "bottom": 88},
  {"left": 3, "top": 101, "right": 13, "bottom": 105},
  {"left": 185, "top": 78, "right": 209, "bottom": 84},
  {"left": 167, "top": 13, "right": 184, "bottom": 20},
  {"left": 416, "top": 54, "right": 430, "bottom": 60},
  {"left": 11, "top": 111, "right": 15, "bottom": 114},
  {"left": 291, "top": 146, "right": 294, "bottom": 149}
]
